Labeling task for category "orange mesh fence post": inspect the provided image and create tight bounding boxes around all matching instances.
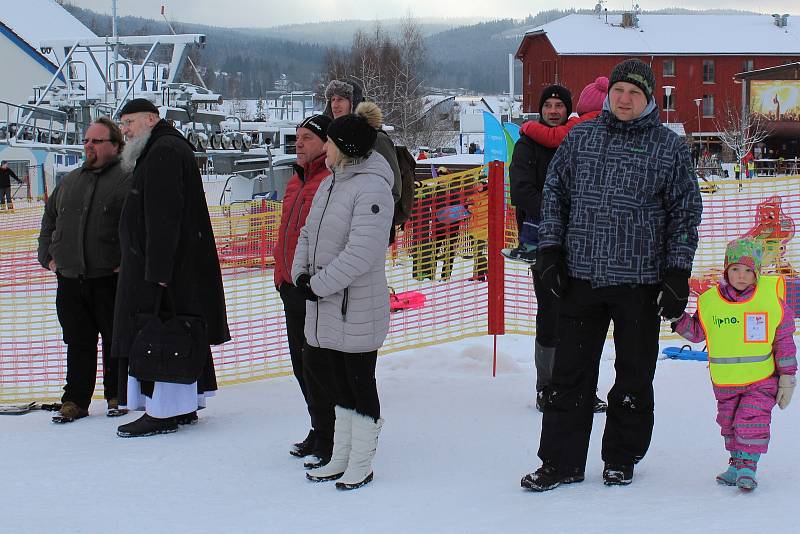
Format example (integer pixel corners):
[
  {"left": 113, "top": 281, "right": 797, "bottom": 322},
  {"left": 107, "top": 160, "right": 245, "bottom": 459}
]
[{"left": 487, "top": 161, "right": 505, "bottom": 376}]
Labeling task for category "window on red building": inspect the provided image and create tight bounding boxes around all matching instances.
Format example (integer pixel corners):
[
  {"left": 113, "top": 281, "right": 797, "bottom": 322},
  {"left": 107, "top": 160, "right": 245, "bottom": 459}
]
[
  {"left": 703, "top": 60, "right": 715, "bottom": 83},
  {"left": 541, "top": 61, "right": 554, "bottom": 85},
  {"left": 742, "top": 59, "right": 754, "bottom": 72},
  {"left": 663, "top": 59, "right": 675, "bottom": 77},
  {"left": 702, "top": 94, "right": 714, "bottom": 117}
]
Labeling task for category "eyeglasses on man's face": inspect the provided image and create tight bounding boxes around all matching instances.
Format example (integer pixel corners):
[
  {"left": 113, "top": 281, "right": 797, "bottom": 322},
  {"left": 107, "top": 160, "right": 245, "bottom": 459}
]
[
  {"left": 118, "top": 118, "right": 136, "bottom": 128},
  {"left": 82, "top": 138, "right": 112, "bottom": 145}
]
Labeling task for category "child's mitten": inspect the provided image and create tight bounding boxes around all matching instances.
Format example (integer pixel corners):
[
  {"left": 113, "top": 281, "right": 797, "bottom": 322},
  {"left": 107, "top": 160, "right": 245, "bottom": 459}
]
[{"left": 776, "top": 375, "right": 796, "bottom": 410}]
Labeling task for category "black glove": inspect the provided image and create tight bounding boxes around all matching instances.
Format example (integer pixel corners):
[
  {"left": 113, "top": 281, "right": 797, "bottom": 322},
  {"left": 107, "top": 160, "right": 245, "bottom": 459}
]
[
  {"left": 295, "top": 274, "right": 318, "bottom": 302},
  {"left": 535, "top": 246, "right": 569, "bottom": 298},
  {"left": 657, "top": 269, "right": 690, "bottom": 321}
]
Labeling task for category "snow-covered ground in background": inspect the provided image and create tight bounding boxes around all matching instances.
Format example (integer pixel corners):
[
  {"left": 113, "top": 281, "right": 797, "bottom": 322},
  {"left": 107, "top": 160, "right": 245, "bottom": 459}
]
[{"left": 2, "top": 334, "right": 798, "bottom": 533}]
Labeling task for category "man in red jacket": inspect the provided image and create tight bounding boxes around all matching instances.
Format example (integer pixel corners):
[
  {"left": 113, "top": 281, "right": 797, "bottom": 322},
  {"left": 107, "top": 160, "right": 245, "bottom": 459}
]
[{"left": 273, "top": 114, "right": 335, "bottom": 466}]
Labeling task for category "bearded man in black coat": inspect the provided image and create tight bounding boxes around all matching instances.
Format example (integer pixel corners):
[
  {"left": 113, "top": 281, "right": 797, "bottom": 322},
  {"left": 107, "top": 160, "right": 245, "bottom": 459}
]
[{"left": 111, "top": 99, "right": 230, "bottom": 437}]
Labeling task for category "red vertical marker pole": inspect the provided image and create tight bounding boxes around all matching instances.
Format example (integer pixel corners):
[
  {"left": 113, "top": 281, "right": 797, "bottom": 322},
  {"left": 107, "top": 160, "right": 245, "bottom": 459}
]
[{"left": 486, "top": 160, "right": 506, "bottom": 377}]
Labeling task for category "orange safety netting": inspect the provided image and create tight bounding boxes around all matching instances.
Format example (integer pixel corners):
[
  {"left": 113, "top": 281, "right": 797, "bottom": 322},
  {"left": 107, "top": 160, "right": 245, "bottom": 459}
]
[{"left": 1, "top": 168, "right": 798, "bottom": 403}]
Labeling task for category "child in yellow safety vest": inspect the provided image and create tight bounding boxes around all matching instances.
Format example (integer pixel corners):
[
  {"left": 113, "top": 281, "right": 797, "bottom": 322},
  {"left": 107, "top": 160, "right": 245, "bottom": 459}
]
[{"left": 672, "top": 238, "right": 796, "bottom": 491}]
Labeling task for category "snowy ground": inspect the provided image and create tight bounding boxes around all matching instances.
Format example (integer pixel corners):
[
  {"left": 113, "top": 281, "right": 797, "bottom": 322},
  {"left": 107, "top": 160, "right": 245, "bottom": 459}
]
[{"left": 2, "top": 334, "right": 798, "bottom": 534}]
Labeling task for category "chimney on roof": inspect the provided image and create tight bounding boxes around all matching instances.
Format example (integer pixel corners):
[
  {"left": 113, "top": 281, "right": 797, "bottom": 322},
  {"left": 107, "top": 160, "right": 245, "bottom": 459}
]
[
  {"left": 773, "top": 14, "right": 789, "bottom": 27},
  {"left": 621, "top": 10, "right": 640, "bottom": 29},
  {"left": 622, "top": 12, "right": 634, "bottom": 28}
]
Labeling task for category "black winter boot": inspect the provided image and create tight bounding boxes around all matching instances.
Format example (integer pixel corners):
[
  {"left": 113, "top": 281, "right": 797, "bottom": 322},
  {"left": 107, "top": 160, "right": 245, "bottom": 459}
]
[
  {"left": 593, "top": 395, "right": 608, "bottom": 413},
  {"left": 290, "top": 429, "right": 315, "bottom": 457},
  {"left": 521, "top": 464, "right": 584, "bottom": 492},
  {"left": 117, "top": 414, "right": 178, "bottom": 438},
  {"left": 603, "top": 463, "right": 634, "bottom": 486},
  {"left": 176, "top": 411, "right": 198, "bottom": 425}
]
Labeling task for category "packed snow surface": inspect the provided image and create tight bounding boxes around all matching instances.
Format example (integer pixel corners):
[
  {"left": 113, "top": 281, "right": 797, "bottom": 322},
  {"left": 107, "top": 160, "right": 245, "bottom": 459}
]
[{"left": 2, "top": 334, "right": 798, "bottom": 533}]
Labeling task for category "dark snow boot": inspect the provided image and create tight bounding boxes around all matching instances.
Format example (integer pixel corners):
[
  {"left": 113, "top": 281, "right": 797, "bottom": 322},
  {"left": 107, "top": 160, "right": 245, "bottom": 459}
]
[
  {"left": 106, "top": 398, "right": 128, "bottom": 418},
  {"left": 521, "top": 464, "right": 584, "bottom": 492},
  {"left": 117, "top": 414, "right": 178, "bottom": 438},
  {"left": 603, "top": 463, "right": 634, "bottom": 486},
  {"left": 51, "top": 401, "right": 88, "bottom": 424},
  {"left": 593, "top": 395, "right": 608, "bottom": 413},
  {"left": 304, "top": 455, "right": 330, "bottom": 470},
  {"left": 176, "top": 411, "right": 198, "bottom": 425},
  {"left": 290, "top": 429, "right": 316, "bottom": 457}
]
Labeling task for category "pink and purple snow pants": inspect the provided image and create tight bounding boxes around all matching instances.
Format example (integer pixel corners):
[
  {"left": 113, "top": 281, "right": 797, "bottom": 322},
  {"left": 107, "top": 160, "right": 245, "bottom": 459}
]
[{"left": 714, "top": 377, "right": 778, "bottom": 454}]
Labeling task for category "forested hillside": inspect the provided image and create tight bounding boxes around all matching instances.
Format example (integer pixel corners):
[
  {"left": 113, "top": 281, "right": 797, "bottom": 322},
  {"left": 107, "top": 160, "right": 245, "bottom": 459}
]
[{"left": 63, "top": 4, "right": 761, "bottom": 96}]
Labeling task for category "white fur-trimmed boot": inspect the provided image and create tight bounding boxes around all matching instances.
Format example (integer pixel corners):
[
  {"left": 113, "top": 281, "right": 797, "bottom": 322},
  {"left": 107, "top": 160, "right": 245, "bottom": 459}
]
[
  {"left": 306, "top": 406, "right": 354, "bottom": 482},
  {"left": 335, "top": 412, "right": 384, "bottom": 490}
]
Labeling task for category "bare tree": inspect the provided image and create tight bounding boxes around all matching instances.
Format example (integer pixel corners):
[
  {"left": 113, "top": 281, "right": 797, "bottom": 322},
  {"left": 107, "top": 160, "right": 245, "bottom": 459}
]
[
  {"left": 715, "top": 104, "right": 770, "bottom": 166},
  {"left": 320, "top": 15, "right": 455, "bottom": 151}
]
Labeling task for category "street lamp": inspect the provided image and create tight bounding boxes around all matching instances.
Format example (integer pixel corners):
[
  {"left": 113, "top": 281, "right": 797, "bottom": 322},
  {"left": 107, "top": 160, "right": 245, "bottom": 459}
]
[
  {"left": 693, "top": 98, "right": 702, "bottom": 157},
  {"left": 663, "top": 85, "right": 674, "bottom": 125}
]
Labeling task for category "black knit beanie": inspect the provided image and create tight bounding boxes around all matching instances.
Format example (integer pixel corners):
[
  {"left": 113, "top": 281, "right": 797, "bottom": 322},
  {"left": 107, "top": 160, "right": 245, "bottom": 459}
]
[
  {"left": 297, "top": 114, "right": 332, "bottom": 141},
  {"left": 327, "top": 114, "right": 376, "bottom": 158},
  {"left": 119, "top": 98, "right": 159, "bottom": 116},
  {"left": 609, "top": 59, "right": 655, "bottom": 101},
  {"left": 538, "top": 85, "right": 572, "bottom": 116}
]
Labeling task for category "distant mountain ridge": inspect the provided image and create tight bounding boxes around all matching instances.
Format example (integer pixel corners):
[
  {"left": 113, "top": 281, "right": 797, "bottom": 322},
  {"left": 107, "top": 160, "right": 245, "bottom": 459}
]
[{"left": 62, "top": 5, "right": 764, "bottom": 95}]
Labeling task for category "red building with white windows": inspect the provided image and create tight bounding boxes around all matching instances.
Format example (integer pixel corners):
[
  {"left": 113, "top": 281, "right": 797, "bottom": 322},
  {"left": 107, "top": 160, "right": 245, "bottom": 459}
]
[{"left": 515, "top": 13, "right": 800, "bottom": 147}]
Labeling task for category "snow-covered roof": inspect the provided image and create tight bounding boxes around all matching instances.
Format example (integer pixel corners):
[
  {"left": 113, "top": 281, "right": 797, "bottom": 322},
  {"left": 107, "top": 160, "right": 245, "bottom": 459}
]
[
  {"left": 2, "top": 0, "right": 97, "bottom": 53},
  {"left": 1, "top": 1, "right": 105, "bottom": 101},
  {"left": 524, "top": 14, "right": 800, "bottom": 56}
]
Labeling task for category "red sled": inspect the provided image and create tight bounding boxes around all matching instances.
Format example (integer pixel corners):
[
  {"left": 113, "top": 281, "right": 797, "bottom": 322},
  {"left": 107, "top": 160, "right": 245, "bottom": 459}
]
[{"left": 389, "top": 288, "right": 426, "bottom": 313}]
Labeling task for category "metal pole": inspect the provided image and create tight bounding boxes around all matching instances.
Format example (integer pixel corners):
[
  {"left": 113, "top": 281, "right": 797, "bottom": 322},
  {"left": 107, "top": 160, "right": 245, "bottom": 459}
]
[
  {"left": 112, "top": 0, "right": 118, "bottom": 100},
  {"left": 508, "top": 53, "right": 514, "bottom": 123}
]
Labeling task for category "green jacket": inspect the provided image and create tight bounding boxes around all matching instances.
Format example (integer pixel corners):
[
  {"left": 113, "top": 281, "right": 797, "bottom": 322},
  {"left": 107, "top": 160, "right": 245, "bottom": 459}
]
[{"left": 37, "top": 158, "right": 131, "bottom": 278}]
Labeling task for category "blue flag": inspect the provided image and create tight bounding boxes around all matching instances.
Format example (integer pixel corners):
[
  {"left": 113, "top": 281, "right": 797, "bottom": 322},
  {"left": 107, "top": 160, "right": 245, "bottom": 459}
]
[
  {"left": 503, "top": 122, "right": 520, "bottom": 143},
  {"left": 482, "top": 111, "right": 507, "bottom": 165}
]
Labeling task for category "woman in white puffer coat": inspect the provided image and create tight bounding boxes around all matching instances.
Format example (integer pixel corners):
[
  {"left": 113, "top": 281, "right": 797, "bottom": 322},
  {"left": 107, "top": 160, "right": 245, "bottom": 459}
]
[{"left": 291, "top": 101, "right": 394, "bottom": 490}]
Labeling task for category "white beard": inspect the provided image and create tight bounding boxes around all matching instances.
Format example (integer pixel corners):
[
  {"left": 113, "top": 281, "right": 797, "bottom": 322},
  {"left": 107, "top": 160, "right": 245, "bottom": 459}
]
[{"left": 120, "top": 130, "right": 152, "bottom": 172}]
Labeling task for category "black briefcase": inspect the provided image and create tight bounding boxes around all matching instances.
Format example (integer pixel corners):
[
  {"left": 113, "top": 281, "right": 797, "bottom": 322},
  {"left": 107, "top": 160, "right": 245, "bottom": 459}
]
[{"left": 129, "top": 287, "right": 208, "bottom": 385}]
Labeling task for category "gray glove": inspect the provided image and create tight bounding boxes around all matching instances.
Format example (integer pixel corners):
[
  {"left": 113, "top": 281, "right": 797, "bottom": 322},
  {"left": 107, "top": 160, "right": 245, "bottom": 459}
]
[{"left": 776, "top": 374, "right": 796, "bottom": 410}]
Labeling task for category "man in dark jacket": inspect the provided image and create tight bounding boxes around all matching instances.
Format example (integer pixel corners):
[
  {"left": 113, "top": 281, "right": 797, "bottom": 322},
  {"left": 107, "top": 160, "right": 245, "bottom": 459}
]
[
  {"left": 112, "top": 98, "right": 230, "bottom": 438},
  {"left": 37, "top": 117, "right": 131, "bottom": 423},
  {"left": 0, "top": 160, "right": 21, "bottom": 210},
  {"left": 522, "top": 59, "right": 703, "bottom": 491},
  {"left": 507, "top": 85, "right": 606, "bottom": 413},
  {"left": 273, "top": 114, "right": 335, "bottom": 466},
  {"left": 323, "top": 79, "right": 401, "bottom": 204}
]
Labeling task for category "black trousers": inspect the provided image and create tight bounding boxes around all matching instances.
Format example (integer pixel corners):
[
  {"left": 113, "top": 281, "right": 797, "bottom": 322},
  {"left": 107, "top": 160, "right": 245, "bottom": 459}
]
[
  {"left": 280, "top": 283, "right": 335, "bottom": 457},
  {"left": 304, "top": 344, "right": 380, "bottom": 423},
  {"left": 538, "top": 280, "right": 660, "bottom": 472},
  {"left": 55, "top": 274, "right": 119, "bottom": 409}
]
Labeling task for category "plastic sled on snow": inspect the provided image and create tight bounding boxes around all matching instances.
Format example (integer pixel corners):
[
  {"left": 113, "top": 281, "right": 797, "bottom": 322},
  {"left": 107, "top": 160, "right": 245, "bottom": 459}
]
[
  {"left": 389, "top": 288, "right": 426, "bottom": 313},
  {"left": 662, "top": 345, "right": 708, "bottom": 361},
  {"left": 0, "top": 401, "right": 37, "bottom": 415}
]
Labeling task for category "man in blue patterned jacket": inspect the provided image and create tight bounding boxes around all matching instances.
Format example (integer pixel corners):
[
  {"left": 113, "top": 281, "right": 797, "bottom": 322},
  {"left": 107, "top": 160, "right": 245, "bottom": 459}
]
[{"left": 521, "top": 59, "right": 703, "bottom": 492}]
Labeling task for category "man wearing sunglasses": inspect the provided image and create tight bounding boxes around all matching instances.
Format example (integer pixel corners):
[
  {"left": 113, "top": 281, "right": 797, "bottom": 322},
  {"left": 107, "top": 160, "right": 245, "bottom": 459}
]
[{"left": 37, "top": 117, "right": 131, "bottom": 423}]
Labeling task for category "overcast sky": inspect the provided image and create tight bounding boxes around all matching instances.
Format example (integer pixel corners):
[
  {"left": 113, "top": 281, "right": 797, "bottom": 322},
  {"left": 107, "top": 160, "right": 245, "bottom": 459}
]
[{"left": 66, "top": 0, "right": 799, "bottom": 28}]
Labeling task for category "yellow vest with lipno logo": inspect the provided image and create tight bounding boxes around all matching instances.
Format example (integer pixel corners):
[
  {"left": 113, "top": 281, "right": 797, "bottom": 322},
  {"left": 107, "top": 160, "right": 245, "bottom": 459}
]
[{"left": 697, "top": 275, "right": 785, "bottom": 386}]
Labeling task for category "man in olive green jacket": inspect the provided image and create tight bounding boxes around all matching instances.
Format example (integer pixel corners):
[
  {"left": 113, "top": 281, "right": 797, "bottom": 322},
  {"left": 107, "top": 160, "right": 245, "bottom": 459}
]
[{"left": 37, "top": 117, "right": 131, "bottom": 423}]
